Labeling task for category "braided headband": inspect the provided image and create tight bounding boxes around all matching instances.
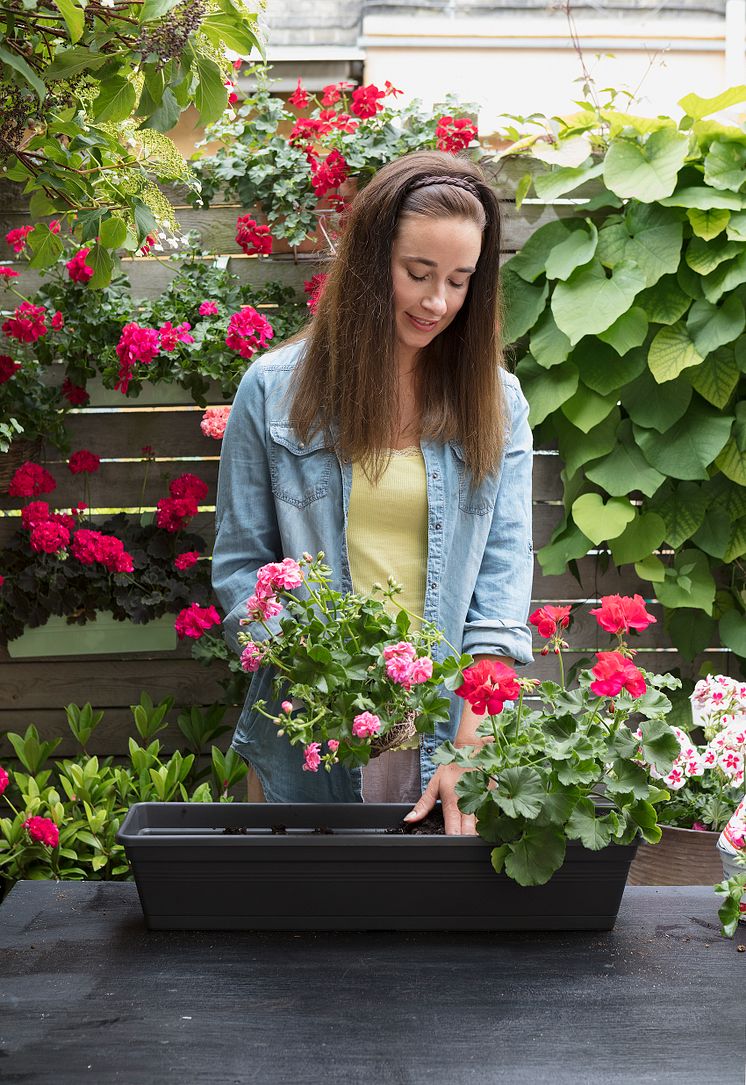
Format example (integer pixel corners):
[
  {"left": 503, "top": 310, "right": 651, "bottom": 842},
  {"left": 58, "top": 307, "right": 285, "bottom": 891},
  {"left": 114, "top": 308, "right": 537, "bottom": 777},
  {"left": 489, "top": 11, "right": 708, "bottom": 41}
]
[{"left": 407, "top": 174, "right": 482, "bottom": 199}]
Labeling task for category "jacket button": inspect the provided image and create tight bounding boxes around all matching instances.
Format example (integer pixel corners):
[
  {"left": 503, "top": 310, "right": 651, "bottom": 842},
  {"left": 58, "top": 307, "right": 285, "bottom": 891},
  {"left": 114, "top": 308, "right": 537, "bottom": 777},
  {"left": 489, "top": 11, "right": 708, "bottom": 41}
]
[
  {"left": 431, "top": 471, "right": 439, "bottom": 479},
  {"left": 298, "top": 442, "right": 305, "bottom": 448},
  {"left": 434, "top": 522, "right": 442, "bottom": 531},
  {"left": 430, "top": 582, "right": 437, "bottom": 590}
]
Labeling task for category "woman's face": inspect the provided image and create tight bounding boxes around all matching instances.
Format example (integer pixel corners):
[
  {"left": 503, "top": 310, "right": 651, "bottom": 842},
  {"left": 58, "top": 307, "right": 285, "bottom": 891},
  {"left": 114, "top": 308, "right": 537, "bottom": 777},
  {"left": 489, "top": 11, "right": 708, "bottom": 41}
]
[{"left": 390, "top": 213, "right": 483, "bottom": 366}]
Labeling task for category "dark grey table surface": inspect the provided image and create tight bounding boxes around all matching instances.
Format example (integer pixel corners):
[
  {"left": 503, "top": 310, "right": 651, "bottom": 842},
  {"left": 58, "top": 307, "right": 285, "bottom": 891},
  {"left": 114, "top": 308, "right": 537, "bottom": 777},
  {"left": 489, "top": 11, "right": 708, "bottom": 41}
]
[{"left": 0, "top": 881, "right": 744, "bottom": 1085}]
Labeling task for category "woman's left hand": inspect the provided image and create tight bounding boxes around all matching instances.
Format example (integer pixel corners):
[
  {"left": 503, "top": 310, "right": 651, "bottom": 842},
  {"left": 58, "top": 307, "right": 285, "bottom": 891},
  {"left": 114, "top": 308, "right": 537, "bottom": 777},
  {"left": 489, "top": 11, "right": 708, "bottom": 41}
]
[{"left": 403, "top": 762, "right": 477, "bottom": 836}]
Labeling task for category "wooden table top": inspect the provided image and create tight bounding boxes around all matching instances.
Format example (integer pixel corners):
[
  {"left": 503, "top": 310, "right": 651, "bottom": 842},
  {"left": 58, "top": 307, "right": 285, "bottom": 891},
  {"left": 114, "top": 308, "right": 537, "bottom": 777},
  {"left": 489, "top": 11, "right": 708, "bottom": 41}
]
[{"left": 0, "top": 881, "right": 743, "bottom": 1084}]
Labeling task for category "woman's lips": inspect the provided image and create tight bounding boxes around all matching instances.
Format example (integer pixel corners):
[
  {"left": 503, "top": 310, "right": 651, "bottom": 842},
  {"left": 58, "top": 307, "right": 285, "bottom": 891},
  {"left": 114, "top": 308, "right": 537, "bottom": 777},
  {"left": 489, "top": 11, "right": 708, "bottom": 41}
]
[{"left": 406, "top": 313, "right": 438, "bottom": 330}]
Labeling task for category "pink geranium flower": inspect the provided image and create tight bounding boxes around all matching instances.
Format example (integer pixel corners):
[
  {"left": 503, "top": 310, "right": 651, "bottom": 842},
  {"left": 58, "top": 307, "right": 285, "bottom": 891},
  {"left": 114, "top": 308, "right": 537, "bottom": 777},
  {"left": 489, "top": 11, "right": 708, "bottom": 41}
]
[
  {"left": 529, "top": 604, "right": 572, "bottom": 639},
  {"left": 0, "top": 765, "right": 9, "bottom": 797},
  {"left": 2, "top": 301, "right": 47, "bottom": 343},
  {"left": 590, "top": 595, "right": 656, "bottom": 636},
  {"left": 200, "top": 406, "right": 231, "bottom": 439},
  {"left": 174, "top": 603, "right": 221, "bottom": 639},
  {"left": 455, "top": 659, "right": 521, "bottom": 716},
  {"left": 158, "top": 321, "right": 194, "bottom": 351},
  {"left": 302, "top": 742, "right": 322, "bottom": 772},
  {"left": 225, "top": 306, "right": 274, "bottom": 359},
  {"left": 352, "top": 711, "right": 381, "bottom": 738},
  {"left": 5, "top": 225, "right": 33, "bottom": 253},
  {"left": 256, "top": 558, "right": 303, "bottom": 592},
  {"left": 590, "top": 651, "right": 647, "bottom": 698},
  {"left": 24, "top": 815, "right": 59, "bottom": 847},
  {"left": 240, "top": 641, "right": 265, "bottom": 672},
  {"left": 174, "top": 551, "right": 200, "bottom": 571},
  {"left": 65, "top": 248, "right": 94, "bottom": 284},
  {"left": 199, "top": 301, "right": 219, "bottom": 316}
]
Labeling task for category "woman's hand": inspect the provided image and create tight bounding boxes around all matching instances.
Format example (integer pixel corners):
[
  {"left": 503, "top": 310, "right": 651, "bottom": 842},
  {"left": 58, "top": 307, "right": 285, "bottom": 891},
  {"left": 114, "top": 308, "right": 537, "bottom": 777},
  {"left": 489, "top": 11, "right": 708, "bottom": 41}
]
[{"left": 403, "top": 761, "right": 477, "bottom": 836}]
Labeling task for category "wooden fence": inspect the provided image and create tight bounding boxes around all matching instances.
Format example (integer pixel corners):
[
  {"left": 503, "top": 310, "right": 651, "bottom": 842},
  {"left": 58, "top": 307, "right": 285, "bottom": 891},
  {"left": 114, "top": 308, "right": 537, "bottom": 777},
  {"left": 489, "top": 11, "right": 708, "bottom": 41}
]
[{"left": 0, "top": 161, "right": 731, "bottom": 757}]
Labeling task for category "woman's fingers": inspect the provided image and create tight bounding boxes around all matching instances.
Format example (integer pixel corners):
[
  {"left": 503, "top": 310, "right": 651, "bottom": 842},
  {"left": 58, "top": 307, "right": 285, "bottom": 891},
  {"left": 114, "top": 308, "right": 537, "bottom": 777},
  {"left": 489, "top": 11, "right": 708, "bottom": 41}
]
[{"left": 403, "top": 778, "right": 437, "bottom": 822}]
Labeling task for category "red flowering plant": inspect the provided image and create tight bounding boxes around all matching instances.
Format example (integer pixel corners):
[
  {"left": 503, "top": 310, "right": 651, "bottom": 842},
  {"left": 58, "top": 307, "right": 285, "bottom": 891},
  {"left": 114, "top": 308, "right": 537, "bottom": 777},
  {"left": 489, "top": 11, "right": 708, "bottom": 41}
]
[
  {"left": 0, "top": 462, "right": 213, "bottom": 645},
  {"left": 433, "top": 594, "right": 681, "bottom": 886},
  {"left": 191, "top": 65, "right": 480, "bottom": 248},
  {"left": 235, "top": 553, "right": 453, "bottom": 770}
]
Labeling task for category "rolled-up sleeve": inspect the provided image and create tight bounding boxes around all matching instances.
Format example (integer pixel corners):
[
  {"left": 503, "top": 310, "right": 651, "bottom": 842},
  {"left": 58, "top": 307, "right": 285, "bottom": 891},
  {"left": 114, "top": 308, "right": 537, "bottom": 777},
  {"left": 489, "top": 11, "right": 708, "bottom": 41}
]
[
  {"left": 461, "top": 376, "right": 534, "bottom": 665},
  {"left": 211, "top": 361, "right": 283, "bottom": 655}
]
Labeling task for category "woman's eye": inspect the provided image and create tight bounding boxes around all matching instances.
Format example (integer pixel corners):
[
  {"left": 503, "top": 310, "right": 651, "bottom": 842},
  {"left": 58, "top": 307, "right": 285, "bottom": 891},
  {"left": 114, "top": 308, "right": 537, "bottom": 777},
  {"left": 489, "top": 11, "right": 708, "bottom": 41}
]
[
  {"left": 449, "top": 281, "right": 466, "bottom": 290},
  {"left": 407, "top": 271, "right": 427, "bottom": 282}
]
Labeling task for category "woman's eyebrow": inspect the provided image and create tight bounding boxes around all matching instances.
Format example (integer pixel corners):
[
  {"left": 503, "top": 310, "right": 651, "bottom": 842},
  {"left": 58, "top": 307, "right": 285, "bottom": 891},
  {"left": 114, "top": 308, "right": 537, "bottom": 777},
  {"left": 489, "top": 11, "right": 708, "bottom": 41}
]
[{"left": 404, "top": 256, "right": 476, "bottom": 273}]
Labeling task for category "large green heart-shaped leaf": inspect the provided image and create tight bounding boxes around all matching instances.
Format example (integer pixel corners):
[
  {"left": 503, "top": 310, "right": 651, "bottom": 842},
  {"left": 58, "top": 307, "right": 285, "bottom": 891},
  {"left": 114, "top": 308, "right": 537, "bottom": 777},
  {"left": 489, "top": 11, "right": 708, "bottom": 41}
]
[
  {"left": 572, "top": 493, "right": 636, "bottom": 544},
  {"left": 560, "top": 383, "right": 618, "bottom": 433},
  {"left": 529, "top": 308, "right": 571, "bottom": 369},
  {"left": 704, "top": 139, "right": 746, "bottom": 191},
  {"left": 504, "top": 826, "right": 567, "bottom": 887},
  {"left": 597, "top": 203, "right": 683, "bottom": 289},
  {"left": 687, "top": 295, "right": 745, "bottom": 356},
  {"left": 537, "top": 522, "right": 593, "bottom": 576},
  {"left": 647, "top": 321, "right": 703, "bottom": 383},
  {"left": 609, "top": 512, "right": 667, "bottom": 565},
  {"left": 650, "top": 481, "right": 709, "bottom": 548},
  {"left": 515, "top": 356, "right": 578, "bottom": 426},
  {"left": 533, "top": 161, "right": 604, "bottom": 202},
  {"left": 679, "top": 86, "right": 746, "bottom": 119},
  {"left": 666, "top": 608, "right": 717, "bottom": 659},
  {"left": 572, "top": 341, "right": 647, "bottom": 395},
  {"left": 603, "top": 128, "right": 689, "bottom": 202},
  {"left": 655, "top": 550, "right": 716, "bottom": 614},
  {"left": 660, "top": 187, "right": 744, "bottom": 210},
  {"left": 551, "top": 258, "right": 646, "bottom": 344},
  {"left": 585, "top": 420, "right": 665, "bottom": 497},
  {"left": 597, "top": 307, "right": 648, "bottom": 355},
  {"left": 545, "top": 220, "right": 598, "bottom": 280},
  {"left": 500, "top": 265, "right": 549, "bottom": 344},
  {"left": 634, "top": 402, "right": 732, "bottom": 480},
  {"left": 622, "top": 369, "right": 692, "bottom": 431},
  {"left": 720, "top": 609, "right": 746, "bottom": 656},
  {"left": 506, "top": 221, "right": 575, "bottom": 284},
  {"left": 553, "top": 410, "right": 620, "bottom": 480},
  {"left": 634, "top": 274, "right": 691, "bottom": 325},
  {"left": 726, "top": 209, "right": 746, "bottom": 241},
  {"left": 692, "top": 508, "right": 732, "bottom": 559},
  {"left": 685, "top": 234, "right": 742, "bottom": 276},
  {"left": 724, "top": 518, "right": 746, "bottom": 562},
  {"left": 701, "top": 250, "right": 746, "bottom": 303},
  {"left": 715, "top": 437, "right": 746, "bottom": 484},
  {"left": 687, "top": 207, "right": 730, "bottom": 240}
]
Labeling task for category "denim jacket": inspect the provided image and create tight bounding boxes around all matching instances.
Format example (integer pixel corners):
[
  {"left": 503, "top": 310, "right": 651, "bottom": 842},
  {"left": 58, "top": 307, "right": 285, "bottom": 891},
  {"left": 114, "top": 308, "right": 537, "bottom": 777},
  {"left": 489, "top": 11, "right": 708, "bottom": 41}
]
[{"left": 212, "top": 339, "right": 534, "bottom": 802}]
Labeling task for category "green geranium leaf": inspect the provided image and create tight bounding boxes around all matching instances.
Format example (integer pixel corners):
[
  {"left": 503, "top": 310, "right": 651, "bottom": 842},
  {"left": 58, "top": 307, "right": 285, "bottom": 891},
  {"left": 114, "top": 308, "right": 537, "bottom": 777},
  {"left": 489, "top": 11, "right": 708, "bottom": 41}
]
[
  {"left": 687, "top": 295, "right": 745, "bottom": 356},
  {"left": 529, "top": 308, "right": 572, "bottom": 368},
  {"left": 597, "top": 307, "right": 648, "bottom": 355},
  {"left": 655, "top": 549, "right": 716, "bottom": 613},
  {"left": 607, "top": 760, "right": 651, "bottom": 800},
  {"left": 651, "top": 481, "right": 708, "bottom": 547},
  {"left": 545, "top": 220, "right": 598, "bottom": 280},
  {"left": 687, "top": 207, "right": 730, "bottom": 240},
  {"left": 622, "top": 369, "right": 692, "bottom": 432},
  {"left": 635, "top": 688, "right": 674, "bottom": 719},
  {"left": 586, "top": 419, "right": 665, "bottom": 497},
  {"left": 609, "top": 512, "right": 667, "bottom": 565},
  {"left": 704, "top": 139, "right": 746, "bottom": 191},
  {"left": 516, "top": 357, "right": 578, "bottom": 426},
  {"left": 638, "top": 718, "right": 679, "bottom": 776},
  {"left": 505, "top": 221, "right": 571, "bottom": 283},
  {"left": 493, "top": 766, "right": 545, "bottom": 820},
  {"left": 552, "top": 258, "right": 646, "bottom": 345},
  {"left": 635, "top": 274, "right": 691, "bottom": 325},
  {"left": 500, "top": 265, "right": 549, "bottom": 343},
  {"left": 679, "top": 86, "right": 746, "bottom": 119},
  {"left": 715, "top": 437, "right": 746, "bottom": 485},
  {"left": 603, "top": 128, "right": 689, "bottom": 202},
  {"left": 634, "top": 401, "right": 732, "bottom": 479},
  {"left": 572, "top": 493, "right": 635, "bottom": 544},
  {"left": 647, "top": 321, "right": 703, "bottom": 383},
  {"left": 720, "top": 609, "right": 746, "bottom": 656},
  {"left": 572, "top": 341, "right": 646, "bottom": 395},
  {"left": 504, "top": 826, "right": 567, "bottom": 886},
  {"left": 490, "top": 845, "right": 509, "bottom": 874},
  {"left": 688, "top": 344, "right": 740, "bottom": 408},
  {"left": 565, "top": 798, "right": 612, "bottom": 850}
]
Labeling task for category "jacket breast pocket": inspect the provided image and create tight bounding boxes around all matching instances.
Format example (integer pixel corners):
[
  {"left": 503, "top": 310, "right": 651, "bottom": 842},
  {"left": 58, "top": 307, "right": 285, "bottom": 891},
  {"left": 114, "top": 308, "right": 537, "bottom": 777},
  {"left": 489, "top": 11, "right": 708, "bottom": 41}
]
[
  {"left": 268, "top": 422, "right": 334, "bottom": 508},
  {"left": 450, "top": 441, "right": 497, "bottom": 516}
]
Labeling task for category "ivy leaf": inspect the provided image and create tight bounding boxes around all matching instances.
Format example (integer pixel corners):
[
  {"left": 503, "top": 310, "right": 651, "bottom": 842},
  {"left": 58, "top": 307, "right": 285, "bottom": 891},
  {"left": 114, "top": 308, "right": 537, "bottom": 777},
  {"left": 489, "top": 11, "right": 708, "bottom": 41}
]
[
  {"left": 602, "top": 128, "right": 689, "bottom": 202},
  {"left": 688, "top": 344, "right": 740, "bottom": 408},
  {"left": 493, "top": 766, "right": 545, "bottom": 820},
  {"left": 544, "top": 220, "right": 598, "bottom": 281},
  {"left": 647, "top": 321, "right": 704, "bottom": 383},
  {"left": 500, "top": 265, "right": 548, "bottom": 343},
  {"left": 586, "top": 420, "right": 665, "bottom": 498},
  {"left": 686, "top": 207, "right": 730, "bottom": 240},
  {"left": 596, "top": 306, "right": 648, "bottom": 355},
  {"left": 551, "top": 258, "right": 646, "bottom": 345},
  {"left": 655, "top": 549, "right": 716, "bottom": 613},
  {"left": 516, "top": 356, "right": 578, "bottom": 426},
  {"left": 504, "top": 826, "right": 566, "bottom": 886},
  {"left": 565, "top": 799, "right": 612, "bottom": 850},
  {"left": 529, "top": 308, "right": 571, "bottom": 368},
  {"left": 634, "top": 401, "right": 732, "bottom": 480},
  {"left": 571, "top": 493, "right": 635, "bottom": 544},
  {"left": 609, "top": 512, "right": 666, "bottom": 565},
  {"left": 686, "top": 295, "right": 745, "bottom": 357}
]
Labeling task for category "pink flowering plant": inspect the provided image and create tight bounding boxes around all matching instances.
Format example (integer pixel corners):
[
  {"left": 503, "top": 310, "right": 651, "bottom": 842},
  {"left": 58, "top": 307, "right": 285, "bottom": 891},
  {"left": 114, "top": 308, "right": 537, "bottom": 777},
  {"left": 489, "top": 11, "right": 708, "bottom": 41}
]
[
  {"left": 433, "top": 594, "right": 680, "bottom": 886},
  {"left": 192, "top": 66, "right": 479, "bottom": 247},
  {"left": 0, "top": 462, "right": 212, "bottom": 644},
  {"left": 237, "top": 553, "right": 453, "bottom": 770}
]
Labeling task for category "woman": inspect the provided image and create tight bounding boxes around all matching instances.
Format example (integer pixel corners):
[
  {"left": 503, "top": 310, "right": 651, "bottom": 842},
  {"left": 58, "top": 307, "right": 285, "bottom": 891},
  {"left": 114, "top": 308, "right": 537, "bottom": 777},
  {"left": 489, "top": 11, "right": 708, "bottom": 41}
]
[{"left": 212, "top": 149, "right": 534, "bottom": 834}]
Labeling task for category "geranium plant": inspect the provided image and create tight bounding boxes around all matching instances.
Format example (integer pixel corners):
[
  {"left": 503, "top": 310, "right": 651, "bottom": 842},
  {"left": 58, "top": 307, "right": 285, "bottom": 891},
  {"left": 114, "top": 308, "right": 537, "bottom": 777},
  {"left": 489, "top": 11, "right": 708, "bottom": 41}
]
[
  {"left": 236, "top": 553, "right": 454, "bottom": 770},
  {"left": 0, "top": 692, "right": 247, "bottom": 896},
  {"left": 0, "top": 461, "right": 213, "bottom": 643},
  {"left": 191, "top": 66, "right": 479, "bottom": 247},
  {"left": 434, "top": 594, "right": 680, "bottom": 886}
]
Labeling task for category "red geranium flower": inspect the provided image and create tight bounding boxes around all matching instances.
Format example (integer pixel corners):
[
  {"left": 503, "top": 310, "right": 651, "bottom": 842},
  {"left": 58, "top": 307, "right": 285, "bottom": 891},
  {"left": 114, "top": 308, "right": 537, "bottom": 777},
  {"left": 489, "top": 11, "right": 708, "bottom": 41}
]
[
  {"left": 0, "top": 765, "right": 8, "bottom": 796},
  {"left": 350, "top": 84, "right": 385, "bottom": 119},
  {"left": 51, "top": 310, "right": 64, "bottom": 330},
  {"left": 68, "top": 449, "right": 101, "bottom": 475},
  {"left": 114, "top": 322, "right": 160, "bottom": 393},
  {"left": 174, "top": 551, "right": 200, "bottom": 571},
  {"left": 8, "top": 462, "right": 56, "bottom": 497},
  {"left": 175, "top": 603, "right": 221, "bottom": 639},
  {"left": 288, "top": 79, "right": 309, "bottom": 109},
  {"left": 5, "top": 226, "right": 33, "bottom": 253},
  {"left": 156, "top": 495, "right": 198, "bottom": 533},
  {"left": 61, "top": 379, "right": 89, "bottom": 406},
  {"left": 235, "top": 215, "right": 272, "bottom": 256},
  {"left": 24, "top": 815, "right": 59, "bottom": 847},
  {"left": 436, "top": 115, "right": 478, "bottom": 153},
  {"left": 158, "top": 321, "right": 194, "bottom": 351},
  {"left": 70, "top": 529, "right": 133, "bottom": 573},
  {"left": 0, "top": 354, "right": 20, "bottom": 383},
  {"left": 590, "top": 651, "right": 647, "bottom": 699},
  {"left": 0, "top": 267, "right": 19, "bottom": 281},
  {"left": 529, "top": 604, "right": 572, "bottom": 640},
  {"left": 590, "top": 594, "right": 656, "bottom": 636},
  {"left": 303, "top": 273, "right": 327, "bottom": 314},
  {"left": 310, "top": 149, "right": 349, "bottom": 198},
  {"left": 169, "top": 473, "right": 208, "bottom": 502},
  {"left": 29, "top": 520, "right": 70, "bottom": 554},
  {"left": 65, "top": 248, "right": 94, "bottom": 284},
  {"left": 225, "top": 306, "right": 273, "bottom": 359},
  {"left": 2, "top": 302, "right": 47, "bottom": 343},
  {"left": 455, "top": 658, "right": 521, "bottom": 716}
]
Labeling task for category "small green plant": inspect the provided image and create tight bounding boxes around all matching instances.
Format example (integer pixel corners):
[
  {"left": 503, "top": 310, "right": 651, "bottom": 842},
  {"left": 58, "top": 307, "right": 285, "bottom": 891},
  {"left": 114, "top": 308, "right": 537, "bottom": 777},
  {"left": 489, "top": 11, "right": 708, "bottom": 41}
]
[
  {"left": 0, "top": 693, "right": 247, "bottom": 893},
  {"left": 715, "top": 868, "right": 746, "bottom": 937}
]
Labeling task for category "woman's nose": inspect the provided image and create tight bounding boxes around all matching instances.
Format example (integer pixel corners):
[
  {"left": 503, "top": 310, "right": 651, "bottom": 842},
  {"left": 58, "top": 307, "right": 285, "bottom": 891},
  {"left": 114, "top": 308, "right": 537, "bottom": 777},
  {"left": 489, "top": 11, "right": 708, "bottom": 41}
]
[{"left": 422, "top": 289, "right": 447, "bottom": 316}]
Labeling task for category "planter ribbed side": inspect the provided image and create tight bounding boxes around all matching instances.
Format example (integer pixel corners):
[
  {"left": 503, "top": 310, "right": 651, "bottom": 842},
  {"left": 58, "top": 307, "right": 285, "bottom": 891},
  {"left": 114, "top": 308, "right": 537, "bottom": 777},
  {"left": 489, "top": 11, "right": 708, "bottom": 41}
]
[
  {"left": 627, "top": 825, "right": 722, "bottom": 885},
  {"left": 6, "top": 612, "right": 177, "bottom": 658}
]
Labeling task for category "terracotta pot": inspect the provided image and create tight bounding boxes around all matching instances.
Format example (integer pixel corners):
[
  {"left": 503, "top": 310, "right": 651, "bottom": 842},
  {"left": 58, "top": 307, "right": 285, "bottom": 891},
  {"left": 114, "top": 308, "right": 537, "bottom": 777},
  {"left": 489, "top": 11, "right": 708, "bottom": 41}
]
[{"left": 627, "top": 824, "right": 723, "bottom": 885}]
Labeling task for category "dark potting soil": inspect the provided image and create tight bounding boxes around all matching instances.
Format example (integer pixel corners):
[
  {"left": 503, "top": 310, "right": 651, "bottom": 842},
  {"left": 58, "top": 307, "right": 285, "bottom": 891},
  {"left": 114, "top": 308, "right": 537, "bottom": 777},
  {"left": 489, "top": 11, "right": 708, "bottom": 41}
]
[{"left": 220, "top": 812, "right": 447, "bottom": 836}]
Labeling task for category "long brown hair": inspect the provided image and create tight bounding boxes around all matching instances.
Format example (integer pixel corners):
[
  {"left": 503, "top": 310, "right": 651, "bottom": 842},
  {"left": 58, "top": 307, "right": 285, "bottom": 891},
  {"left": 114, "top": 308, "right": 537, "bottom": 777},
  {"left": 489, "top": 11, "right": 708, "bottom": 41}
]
[{"left": 289, "top": 150, "right": 508, "bottom": 484}]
